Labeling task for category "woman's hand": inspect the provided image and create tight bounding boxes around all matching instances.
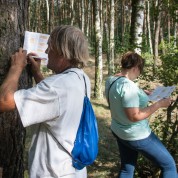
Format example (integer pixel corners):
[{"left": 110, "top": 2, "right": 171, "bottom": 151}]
[
  {"left": 157, "top": 97, "right": 172, "bottom": 108},
  {"left": 144, "top": 90, "right": 152, "bottom": 95}
]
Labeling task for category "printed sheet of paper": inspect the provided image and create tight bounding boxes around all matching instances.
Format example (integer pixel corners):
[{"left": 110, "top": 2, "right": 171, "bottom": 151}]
[
  {"left": 148, "top": 86, "right": 176, "bottom": 102},
  {"left": 23, "top": 31, "right": 50, "bottom": 65}
]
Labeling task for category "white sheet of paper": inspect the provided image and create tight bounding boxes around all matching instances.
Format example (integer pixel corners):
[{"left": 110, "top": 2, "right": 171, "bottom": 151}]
[
  {"left": 23, "top": 31, "right": 50, "bottom": 65},
  {"left": 148, "top": 86, "right": 176, "bottom": 102}
]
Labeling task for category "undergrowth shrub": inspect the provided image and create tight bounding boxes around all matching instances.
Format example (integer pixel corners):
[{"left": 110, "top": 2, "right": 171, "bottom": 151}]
[{"left": 135, "top": 50, "right": 178, "bottom": 178}]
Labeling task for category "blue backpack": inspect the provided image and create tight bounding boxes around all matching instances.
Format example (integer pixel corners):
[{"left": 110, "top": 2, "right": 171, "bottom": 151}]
[
  {"left": 71, "top": 76, "right": 99, "bottom": 170},
  {"left": 46, "top": 73, "right": 99, "bottom": 170}
]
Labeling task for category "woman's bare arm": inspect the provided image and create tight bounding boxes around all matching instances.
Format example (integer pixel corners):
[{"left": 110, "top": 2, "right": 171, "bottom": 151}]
[{"left": 124, "top": 98, "right": 172, "bottom": 122}]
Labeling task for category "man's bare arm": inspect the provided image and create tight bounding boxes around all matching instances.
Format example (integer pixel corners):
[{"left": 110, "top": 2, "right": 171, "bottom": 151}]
[{"left": 0, "top": 48, "right": 27, "bottom": 112}]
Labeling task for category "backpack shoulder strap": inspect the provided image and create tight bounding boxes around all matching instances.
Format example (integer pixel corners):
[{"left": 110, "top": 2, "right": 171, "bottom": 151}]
[
  {"left": 82, "top": 75, "right": 87, "bottom": 97},
  {"left": 65, "top": 70, "right": 87, "bottom": 97},
  {"left": 44, "top": 124, "right": 72, "bottom": 157},
  {"left": 107, "top": 76, "right": 124, "bottom": 108}
]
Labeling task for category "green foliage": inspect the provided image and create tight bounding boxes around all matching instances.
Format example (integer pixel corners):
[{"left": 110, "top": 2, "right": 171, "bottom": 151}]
[
  {"left": 135, "top": 46, "right": 178, "bottom": 177},
  {"left": 151, "top": 108, "right": 178, "bottom": 160},
  {"left": 158, "top": 46, "right": 178, "bottom": 86},
  {"left": 41, "top": 66, "right": 50, "bottom": 73},
  {"left": 141, "top": 34, "right": 151, "bottom": 54},
  {"left": 102, "top": 33, "right": 108, "bottom": 54},
  {"left": 115, "top": 33, "right": 131, "bottom": 54},
  {"left": 141, "top": 52, "right": 154, "bottom": 66}
]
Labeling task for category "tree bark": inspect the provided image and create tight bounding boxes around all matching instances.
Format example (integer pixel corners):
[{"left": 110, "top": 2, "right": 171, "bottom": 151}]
[
  {"left": 121, "top": 0, "right": 125, "bottom": 45},
  {"left": 0, "top": 1, "right": 31, "bottom": 178},
  {"left": 108, "top": 0, "right": 115, "bottom": 75},
  {"left": 160, "top": 27, "right": 165, "bottom": 55},
  {"left": 153, "top": 0, "right": 161, "bottom": 68},
  {"left": 174, "top": 10, "right": 178, "bottom": 47},
  {"left": 167, "top": 0, "right": 170, "bottom": 44},
  {"left": 70, "top": 0, "right": 75, "bottom": 25},
  {"left": 81, "top": 0, "right": 85, "bottom": 32},
  {"left": 130, "top": 0, "right": 145, "bottom": 54},
  {"left": 86, "top": 0, "right": 91, "bottom": 38},
  {"left": 146, "top": 0, "right": 153, "bottom": 54},
  {"left": 92, "top": 0, "right": 103, "bottom": 99}
]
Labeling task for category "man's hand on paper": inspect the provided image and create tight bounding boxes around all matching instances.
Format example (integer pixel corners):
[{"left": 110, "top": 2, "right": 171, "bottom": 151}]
[
  {"left": 27, "top": 52, "right": 44, "bottom": 83},
  {"left": 28, "top": 53, "right": 41, "bottom": 74}
]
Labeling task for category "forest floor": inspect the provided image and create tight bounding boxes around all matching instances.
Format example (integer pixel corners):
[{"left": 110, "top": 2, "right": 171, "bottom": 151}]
[{"left": 24, "top": 57, "right": 177, "bottom": 178}]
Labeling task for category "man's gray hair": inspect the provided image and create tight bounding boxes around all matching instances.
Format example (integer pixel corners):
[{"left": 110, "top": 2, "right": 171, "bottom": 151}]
[{"left": 50, "top": 25, "right": 89, "bottom": 68}]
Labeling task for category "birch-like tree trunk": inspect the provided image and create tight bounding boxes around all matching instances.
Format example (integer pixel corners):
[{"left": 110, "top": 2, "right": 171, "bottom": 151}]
[
  {"left": 121, "top": 0, "right": 125, "bottom": 45},
  {"left": 37, "top": 0, "right": 42, "bottom": 32},
  {"left": 93, "top": 0, "right": 103, "bottom": 99},
  {"left": 46, "top": 0, "right": 50, "bottom": 32},
  {"left": 0, "top": 1, "right": 32, "bottom": 178},
  {"left": 81, "top": 0, "right": 85, "bottom": 32},
  {"left": 108, "top": 0, "right": 115, "bottom": 75},
  {"left": 160, "top": 27, "right": 165, "bottom": 55},
  {"left": 57, "top": 0, "right": 61, "bottom": 24},
  {"left": 130, "top": 0, "right": 145, "bottom": 54},
  {"left": 174, "top": 10, "right": 178, "bottom": 47},
  {"left": 100, "top": 0, "right": 103, "bottom": 43},
  {"left": 49, "top": 0, "right": 55, "bottom": 33},
  {"left": 70, "top": 0, "right": 75, "bottom": 25},
  {"left": 104, "top": 21, "right": 110, "bottom": 71},
  {"left": 146, "top": 0, "right": 153, "bottom": 54},
  {"left": 153, "top": 0, "right": 161, "bottom": 67},
  {"left": 86, "top": 0, "right": 91, "bottom": 38},
  {"left": 167, "top": 0, "right": 170, "bottom": 44}
]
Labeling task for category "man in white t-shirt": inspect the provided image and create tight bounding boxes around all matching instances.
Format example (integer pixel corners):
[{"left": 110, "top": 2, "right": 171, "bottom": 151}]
[{"left": 0, "top": 25, "right": 91, "bottom": 178}]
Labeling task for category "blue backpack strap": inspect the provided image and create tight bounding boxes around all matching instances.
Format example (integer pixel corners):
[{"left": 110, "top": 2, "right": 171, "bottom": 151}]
[
  {"left": 66, "top": 70, "right": 87, "bottom": 97},
  {"left": 82, "top": 75, "right": 87, "bottom": 97}
]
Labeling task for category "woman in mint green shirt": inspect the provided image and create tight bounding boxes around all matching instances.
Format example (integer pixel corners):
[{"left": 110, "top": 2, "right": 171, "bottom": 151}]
[{"left": 105, "top": 52, "right": 177, "bottom": 178}]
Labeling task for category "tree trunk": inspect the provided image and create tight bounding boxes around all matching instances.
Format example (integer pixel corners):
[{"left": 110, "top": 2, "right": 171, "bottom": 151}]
[
  {"left": 86, "top": 0, "right": 91, "bottom": 38},
  {"left": 104, "top": 21, "right": 110, "bottom": 74},
  {"left": 160, "top": 27, "right": 165, "bottom": 55},
  {"left": 121, "top": 0, "right": 125, "bottom": 46},
  {"left": 108, "top": 0, "right": 115, "bottom": 75},
  {"left": 70, "top": 0, "right": 75, "bottom": 25},
  {"left": 0, "top": 1, "right": 32, "bottom": 178},
  {"left": 57, "top": 0, "right": 61, "bottom": 24},
  {"left": 153, "top": 0, "right": 161, "bottom": 68},
  {"left": 46, "top": 0, "right": 50, "bottom": 33},
  {"left": 130, "top": 0, "right": 145, "bottom": 54},
  {"left": 146, "top": 0, "right": 153, "bottom": 55},
  {"left": 49, "top": 0, "right": 55, "bottom": 33},
  {"left": 174, "top": 10, "right": 178, "bottom": 47},
  {"left": 81, "top": 0, "right": 85, "bottom": 32},
  {"left": 167, "top": 0, "right": 170, "bottom": 44},
  {"left": 92, "top": 0, "right": 103, "bottom": 99}
]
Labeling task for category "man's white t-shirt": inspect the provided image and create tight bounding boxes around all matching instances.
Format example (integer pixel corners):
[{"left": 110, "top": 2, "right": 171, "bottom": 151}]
[{"left": 14, "top": 68, "right": 90, "bottom": 178}]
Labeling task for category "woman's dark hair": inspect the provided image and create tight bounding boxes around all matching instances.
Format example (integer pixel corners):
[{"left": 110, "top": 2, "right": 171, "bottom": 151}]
[{"left": 121, "top": 51, "right": 145, "bottom": 73}]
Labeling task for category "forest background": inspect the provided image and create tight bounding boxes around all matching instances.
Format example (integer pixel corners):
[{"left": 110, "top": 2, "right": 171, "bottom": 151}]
[{"left": 0, "top": 0, "right": 177, "bottom": 178}]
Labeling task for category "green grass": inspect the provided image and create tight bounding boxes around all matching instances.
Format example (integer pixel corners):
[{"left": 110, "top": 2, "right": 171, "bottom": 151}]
[{"left": 87, "top": 99, "right": 119, "bottom": 178}]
